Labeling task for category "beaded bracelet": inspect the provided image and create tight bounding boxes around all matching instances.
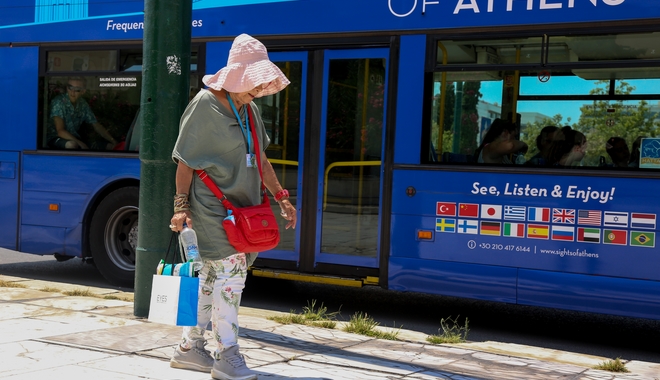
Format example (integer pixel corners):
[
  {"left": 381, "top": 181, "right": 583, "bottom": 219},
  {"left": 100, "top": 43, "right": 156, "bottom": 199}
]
[
  {"left": 174, "top": 194, "right": 190, "bottom": 213},
  {"left": 174, "top": 205, "right": 190, "bottom": 213}
]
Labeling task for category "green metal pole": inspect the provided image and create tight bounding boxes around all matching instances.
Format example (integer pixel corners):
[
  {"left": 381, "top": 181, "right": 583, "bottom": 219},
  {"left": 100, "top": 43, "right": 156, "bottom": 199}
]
[{"left": 135, "top": 0, "right": 192, "bottom": 317}]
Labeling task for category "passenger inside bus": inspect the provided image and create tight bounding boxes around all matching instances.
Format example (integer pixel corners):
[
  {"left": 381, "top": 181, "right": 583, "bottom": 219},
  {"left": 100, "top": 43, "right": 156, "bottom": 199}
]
[
  {"left": 46, "top": 77, "right": 118, "bottom": 150},
  {"left": 605, "top": 137, "right": 631, "bottom": 168},
  {"left": 526, "top": 125, "right": 558, "bottom": 166},
  {"left": 544, "top": 126, "right": 587, "bottom": 167},
  {"left": 474, "top": 118, "right": 528, "bottom": 164}
]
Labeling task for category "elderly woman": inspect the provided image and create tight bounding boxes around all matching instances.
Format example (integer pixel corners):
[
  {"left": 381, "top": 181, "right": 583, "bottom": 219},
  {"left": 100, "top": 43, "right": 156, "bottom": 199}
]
[{"left": 168, "top": 34, "right": 297, "bottom": 380}]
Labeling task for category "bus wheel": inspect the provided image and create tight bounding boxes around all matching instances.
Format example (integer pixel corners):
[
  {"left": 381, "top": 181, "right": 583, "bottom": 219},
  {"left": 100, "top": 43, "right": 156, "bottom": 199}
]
[{"left": 90, "top": 187, "right": 139, "bottom": 288}]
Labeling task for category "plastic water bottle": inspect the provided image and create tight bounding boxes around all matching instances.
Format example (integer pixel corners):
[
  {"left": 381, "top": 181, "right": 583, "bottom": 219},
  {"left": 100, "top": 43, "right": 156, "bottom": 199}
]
[
  {"left": 180, "top": 223, "right": 203, "bottom": 271},
  {"left": 224, "top": 209, "right": 236, "bottom": 225}
]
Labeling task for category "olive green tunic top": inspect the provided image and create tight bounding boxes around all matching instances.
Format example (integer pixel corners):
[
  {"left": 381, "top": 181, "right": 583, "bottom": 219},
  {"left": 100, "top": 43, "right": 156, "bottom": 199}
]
[{"left": 172, "top": 90, "right": 270, "bottom": 264}]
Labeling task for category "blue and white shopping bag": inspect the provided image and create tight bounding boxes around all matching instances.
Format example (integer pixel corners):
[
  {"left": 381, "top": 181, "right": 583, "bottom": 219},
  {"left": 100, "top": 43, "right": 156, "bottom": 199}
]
[{"left": 148, "top": 274, "right": 198, "bottom": 326}]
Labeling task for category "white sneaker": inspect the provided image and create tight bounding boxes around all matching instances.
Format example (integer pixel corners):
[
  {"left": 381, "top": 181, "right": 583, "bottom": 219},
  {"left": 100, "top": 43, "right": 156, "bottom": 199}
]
[
  {"left": 211, "top": 345, "right": 257, "bottom": 380},
  {"left": 170, "top": 340, "right": 214, "bottom": 372}
]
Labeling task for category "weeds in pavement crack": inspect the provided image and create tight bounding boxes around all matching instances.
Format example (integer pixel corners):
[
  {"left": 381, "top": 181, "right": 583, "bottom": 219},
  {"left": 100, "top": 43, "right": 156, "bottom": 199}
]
[{"left": 427, "top": 315, "right": 469, "bottom": 344}]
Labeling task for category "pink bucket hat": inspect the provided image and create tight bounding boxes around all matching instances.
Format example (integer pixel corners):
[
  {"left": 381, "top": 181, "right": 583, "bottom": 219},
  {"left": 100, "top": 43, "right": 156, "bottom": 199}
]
[{"left": 202, "top": 34, "right": 290, "bottom": 97}]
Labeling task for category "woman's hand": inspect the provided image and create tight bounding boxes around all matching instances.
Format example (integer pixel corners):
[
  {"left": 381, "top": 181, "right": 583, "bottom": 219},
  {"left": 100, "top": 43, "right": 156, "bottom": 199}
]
[
  {"left": 278, "top": 199, "right": 297, "bottom": 229},
  {"left": 170, "top": 210, "right": 192, "bottom": 232}
]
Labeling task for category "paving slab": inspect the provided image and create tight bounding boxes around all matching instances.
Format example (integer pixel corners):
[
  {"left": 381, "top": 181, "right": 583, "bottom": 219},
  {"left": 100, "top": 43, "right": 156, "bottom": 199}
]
[
  {"left": 41, "top": 322, "right": 181, "bottom": 353},
  {"left": 0, "top": 302, "right": 64, "bottom": 320},
  {"left": 79, "top": 354, "right": 210, "bottom": 380},
  {"left": 4, "top": 364, "right": 164, "bottom": 380},
  {"left": 0, "top": 340, "right": 115, "bottom": 377},
  {"left": 255, "top": 359, "right": 409, "bottom": 380},
  {"left": 0, "top": 287, "right": 66, "bottom": 301},
  {"left": 459, "top": 341, "right": 609, "bottom": 368}
]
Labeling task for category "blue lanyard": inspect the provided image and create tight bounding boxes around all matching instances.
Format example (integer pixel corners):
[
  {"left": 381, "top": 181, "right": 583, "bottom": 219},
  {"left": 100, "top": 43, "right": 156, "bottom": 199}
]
[{"left": 226, "top": 93, "right": 252, "bottom": 154}]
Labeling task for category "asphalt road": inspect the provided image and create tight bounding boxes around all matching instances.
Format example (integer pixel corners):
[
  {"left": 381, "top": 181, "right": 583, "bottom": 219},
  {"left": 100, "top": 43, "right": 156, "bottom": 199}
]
[{"left": 1, "top": 248, "right": 659, "bottom": 363}]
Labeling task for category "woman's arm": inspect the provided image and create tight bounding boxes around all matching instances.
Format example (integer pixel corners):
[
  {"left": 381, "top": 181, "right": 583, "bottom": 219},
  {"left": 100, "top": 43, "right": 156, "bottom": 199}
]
[
  {"left": 484, "top": 140, "right": 528, "bottom": 163},
  {"left": 170, "top": 161, "right": 194, "bottom": 231}
]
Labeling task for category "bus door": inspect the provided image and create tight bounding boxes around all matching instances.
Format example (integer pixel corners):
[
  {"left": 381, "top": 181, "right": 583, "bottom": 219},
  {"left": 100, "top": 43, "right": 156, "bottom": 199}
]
[
  {"left": 255, "top": 48, "right": 389, "bottom": 282},
  {"left": 314, "top": 49, "right": 389, "bottom": 273}
]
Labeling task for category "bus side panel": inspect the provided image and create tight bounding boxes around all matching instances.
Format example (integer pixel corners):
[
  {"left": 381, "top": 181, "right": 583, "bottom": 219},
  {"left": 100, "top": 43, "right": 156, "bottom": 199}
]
[
  {"left": 393, "top": 35, "right": 425, "bottom": 165},
  {"left": 518, "top": 270, "right": 660, "bottom": 320},
  {"left": 20, "top": 154, "right": 140, "bottom": 256},
  {"left": 388, "top": 257, "right": 517, "bottom": 303},
  {"left": 20, "top": 191, "right": 89, "bottom": 256},
  {"left": 0, "top": 47, "right": 39, "bottom": 151},
  {"left": 391, "top": 168, "right": 660, "bottom": 318},
  {"left": 20, "top": 225, "right": 64, "bottom": 256},
  {"left": 391, "top": 169, "right": 660, "bottom": 281},
  {"left": 0, "top": 152, "right": 19, "bottom": 250},
  {"left": 21, "top": 191, "right": 90, "bottom": 227}
]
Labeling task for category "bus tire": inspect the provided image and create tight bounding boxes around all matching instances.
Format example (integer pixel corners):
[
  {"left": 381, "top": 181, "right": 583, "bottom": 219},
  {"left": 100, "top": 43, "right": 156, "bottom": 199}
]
[{"left": 90, "top": 186, "right": 139, "bottom": 288}]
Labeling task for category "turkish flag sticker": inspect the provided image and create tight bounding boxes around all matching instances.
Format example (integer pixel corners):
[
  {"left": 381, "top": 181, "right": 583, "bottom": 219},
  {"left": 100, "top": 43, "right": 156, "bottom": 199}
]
[{"left": 436, "top": 202, "right": 457, "bottom": 216}]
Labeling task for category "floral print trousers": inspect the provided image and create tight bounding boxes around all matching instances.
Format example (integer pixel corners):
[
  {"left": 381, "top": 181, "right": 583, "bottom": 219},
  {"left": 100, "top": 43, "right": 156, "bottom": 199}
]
[{"left": 180, "top": 253, "right": 248, "bottom": 359}]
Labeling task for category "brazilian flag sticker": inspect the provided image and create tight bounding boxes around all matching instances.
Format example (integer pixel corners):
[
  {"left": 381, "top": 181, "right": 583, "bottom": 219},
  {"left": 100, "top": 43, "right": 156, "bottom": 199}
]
[{"left": 630, "top": 231, "right": 655, "bottom": 248}]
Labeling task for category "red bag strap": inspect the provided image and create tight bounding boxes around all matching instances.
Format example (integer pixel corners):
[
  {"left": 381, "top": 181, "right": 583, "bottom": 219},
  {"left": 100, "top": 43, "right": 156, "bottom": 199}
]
[
  {"left": 195, "top": 104, "right": 268, "bottom": 206},
  {"left": 195, "top": 170, "right": 235, "bottom": 210}
]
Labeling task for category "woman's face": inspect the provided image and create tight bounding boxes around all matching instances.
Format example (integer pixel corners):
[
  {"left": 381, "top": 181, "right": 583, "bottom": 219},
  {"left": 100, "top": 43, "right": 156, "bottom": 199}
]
[
  {"left": 231, "top": 82, "right": 272, "bottom": 107},
  {"left": 574, "top": 139, "right": 588, "bottom": 160}
]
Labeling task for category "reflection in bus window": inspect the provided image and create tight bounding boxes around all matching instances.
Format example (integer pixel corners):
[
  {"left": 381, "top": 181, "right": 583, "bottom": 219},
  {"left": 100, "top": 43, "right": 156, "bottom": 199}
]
[{"left": 430, "top": 73, "right": 498, "bottom": 162}]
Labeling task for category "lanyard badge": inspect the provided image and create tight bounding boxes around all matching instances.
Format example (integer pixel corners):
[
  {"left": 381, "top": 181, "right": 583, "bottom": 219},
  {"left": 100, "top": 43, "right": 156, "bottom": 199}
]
[
  {"left": 226, "top": 93, "right": 255, "bottom": 168},
  {"left": 246, "top": 153, "right": 256, "bottom": 168}
]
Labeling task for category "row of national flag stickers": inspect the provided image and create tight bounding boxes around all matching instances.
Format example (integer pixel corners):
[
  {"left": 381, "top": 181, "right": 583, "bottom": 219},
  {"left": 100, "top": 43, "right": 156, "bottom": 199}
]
[{"left": 435, "top": 202, "right": 656, "bottom": 248}]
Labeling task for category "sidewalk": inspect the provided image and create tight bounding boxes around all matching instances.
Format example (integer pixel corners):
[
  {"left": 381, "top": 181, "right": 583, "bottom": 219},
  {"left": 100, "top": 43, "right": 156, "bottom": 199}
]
[{"left": 0, "top": 274, "right": 658, "bottom": 380}]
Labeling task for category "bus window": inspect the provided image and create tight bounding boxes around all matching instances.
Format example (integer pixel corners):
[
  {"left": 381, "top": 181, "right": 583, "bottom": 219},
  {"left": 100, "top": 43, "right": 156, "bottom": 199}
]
[
  {"left": 430, "top": 73, "right": 502, "bottom": 162},
  {"left": 518, "top": 70, "right": 660, "bottom": 168},
  {"left": 547, "top": 32, "right": 660, "bottom": 64},
  {"left": 41, "top": 74, "right": 140, "bottom": 151},
  {"left": 435, "top": 37, "right": 543, "bottom": 66},
  {"left": 47, "top": 50, "right": 117, "bottom": 72},
  {"left": 428, "top": 33, "right": 660, "bottom": 168},
  {"left": 40, "top": 47, "right": 201, "bottom": 152}
]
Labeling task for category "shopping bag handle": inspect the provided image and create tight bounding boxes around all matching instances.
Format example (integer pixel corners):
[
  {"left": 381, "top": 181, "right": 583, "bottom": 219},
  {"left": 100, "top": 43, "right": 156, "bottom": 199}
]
[{"left": 163, "top": 231, "right": 184, "bottom": 265}]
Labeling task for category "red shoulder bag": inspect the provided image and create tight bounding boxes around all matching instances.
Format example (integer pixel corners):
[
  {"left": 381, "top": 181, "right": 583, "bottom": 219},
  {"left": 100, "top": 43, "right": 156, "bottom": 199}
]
[{"left": 195, "top": 105, "right": 280, "bottom": 253}]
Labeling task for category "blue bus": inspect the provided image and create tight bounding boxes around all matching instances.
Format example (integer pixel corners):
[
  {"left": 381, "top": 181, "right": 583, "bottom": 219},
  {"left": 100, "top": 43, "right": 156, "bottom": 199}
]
[{"left": 1, "top": 0, "right": 660, "bottom": 320}]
